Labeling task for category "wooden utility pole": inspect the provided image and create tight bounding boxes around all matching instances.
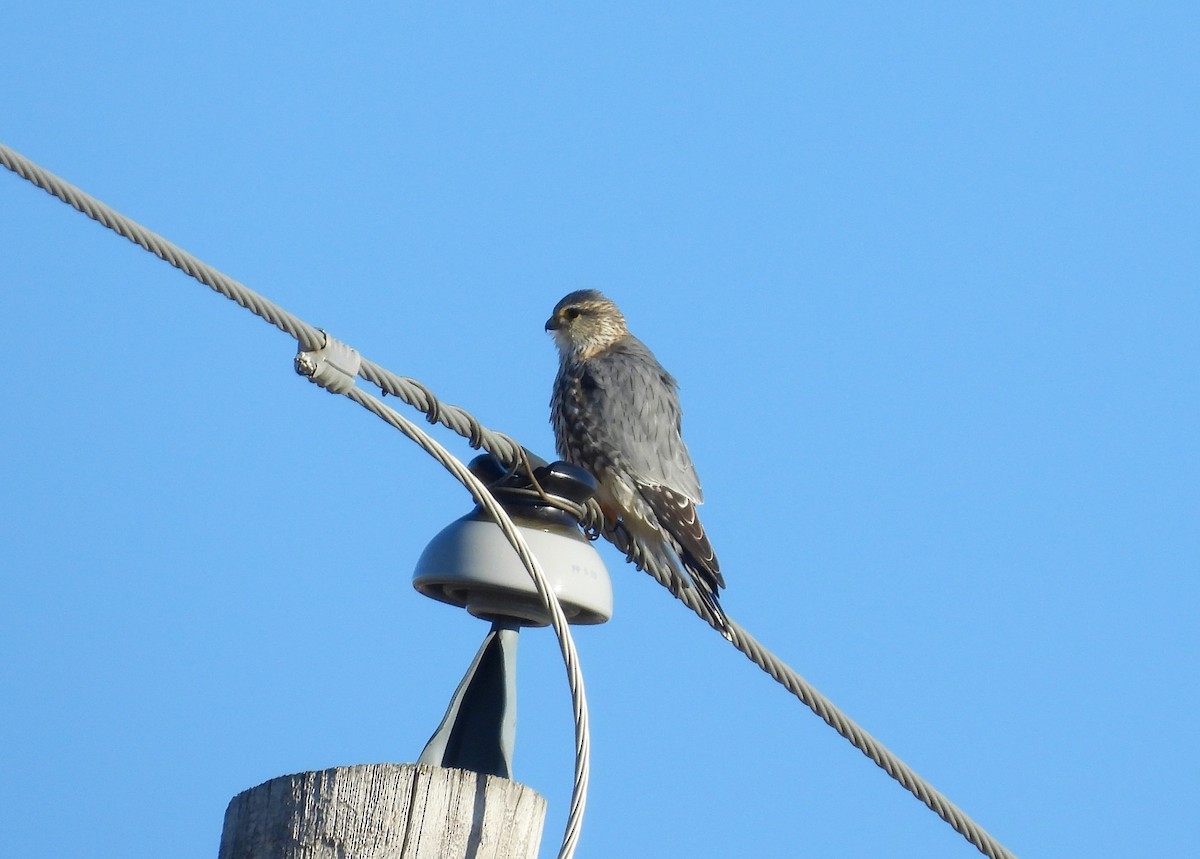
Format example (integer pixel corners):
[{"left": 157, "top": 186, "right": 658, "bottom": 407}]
[{"left": 218, "top": 763, "right": 546, "bottom": 859}]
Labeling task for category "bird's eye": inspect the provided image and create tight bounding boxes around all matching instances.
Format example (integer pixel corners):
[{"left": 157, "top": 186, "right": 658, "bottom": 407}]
[{"left": 564, "top": 307, "right": 582, "bottom": 320}]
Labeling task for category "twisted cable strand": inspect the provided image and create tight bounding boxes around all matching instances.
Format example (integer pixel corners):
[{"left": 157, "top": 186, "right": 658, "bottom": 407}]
[
  {"left": 355, "top": 361, "right": 524, "bottom": 464},
  {"left": 724, "top": 623, "right": 1012, "bottom": 859},
  {"left": 2, "top": 140, "right": 1018, "bottom": 859},
  {"left": 0, "top": 141, "right": 528, "bottom": 467},
  {"left": 597, "top": 525, "right": 1016, "bottom": 859},
  {"left": 0, "top": 143, "right": 325, "bottom": 352}
]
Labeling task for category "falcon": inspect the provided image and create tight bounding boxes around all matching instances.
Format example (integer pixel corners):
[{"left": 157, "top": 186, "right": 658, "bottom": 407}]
[{"left": 546, "top": 289, "right": 729, "bottom": 633}]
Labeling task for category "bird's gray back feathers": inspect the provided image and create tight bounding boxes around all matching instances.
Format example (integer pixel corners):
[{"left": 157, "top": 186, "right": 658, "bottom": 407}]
[{"left": 552, "top": 334, "right": 703, "bottom": 502}]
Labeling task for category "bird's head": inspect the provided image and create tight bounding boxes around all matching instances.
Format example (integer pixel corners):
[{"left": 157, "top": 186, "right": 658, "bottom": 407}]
[{"left": 545, "top": 289, "right": 629, "bottom": 360}]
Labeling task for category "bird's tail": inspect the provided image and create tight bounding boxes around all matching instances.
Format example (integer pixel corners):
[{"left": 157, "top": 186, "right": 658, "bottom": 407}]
[
  {"left": 610, "top": 519, "right": 734, "bottom": 640},
  {"left": 681, "top": 556, "right": 733, "bottom": 641}
]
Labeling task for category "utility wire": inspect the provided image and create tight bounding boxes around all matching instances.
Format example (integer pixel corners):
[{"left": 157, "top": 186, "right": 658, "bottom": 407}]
[{"left": 1, "top": 140, "right": 1018, "bottom": 859}]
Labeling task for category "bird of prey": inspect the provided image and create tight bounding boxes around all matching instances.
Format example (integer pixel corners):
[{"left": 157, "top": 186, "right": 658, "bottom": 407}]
[{"left": 546, "top": 289, "right": 729, "bottom": 633}]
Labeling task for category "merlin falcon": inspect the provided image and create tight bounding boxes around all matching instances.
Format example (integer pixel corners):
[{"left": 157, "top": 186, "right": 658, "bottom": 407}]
[{"left": 546, "top": 289, "right": 729, "bottom": 632}]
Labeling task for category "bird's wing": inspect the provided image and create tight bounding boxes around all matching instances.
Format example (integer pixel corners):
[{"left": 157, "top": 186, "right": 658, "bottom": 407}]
[
  {"left": 571, "top": 336, "right": 726, "bottom": 602},
  {"left": 635, "top": 482, "right": 725, "bottom": 591},
  {"left": 583, "top": 336, "right": 704, "bottom": 502}
]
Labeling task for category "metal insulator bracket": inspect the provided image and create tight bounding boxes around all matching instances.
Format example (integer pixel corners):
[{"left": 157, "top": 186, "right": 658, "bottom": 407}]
[{"left": 295, "top": 331, "right": 361, "bottom": 394}]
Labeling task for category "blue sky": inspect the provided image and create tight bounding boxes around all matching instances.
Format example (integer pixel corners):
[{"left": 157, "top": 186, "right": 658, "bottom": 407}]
[{"left": 2, "top": 4, "right": 1196, "bottom": 857}]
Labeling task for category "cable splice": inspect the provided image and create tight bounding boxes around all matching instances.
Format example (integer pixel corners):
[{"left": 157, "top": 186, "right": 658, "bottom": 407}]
[{"left": 295, "top": 331, "right": 362, "bottom": 394}]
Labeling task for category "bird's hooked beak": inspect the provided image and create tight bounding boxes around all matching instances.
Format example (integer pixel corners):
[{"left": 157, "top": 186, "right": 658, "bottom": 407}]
[{"left": 545, "top": 314, "right": 561, "bottom": 332}]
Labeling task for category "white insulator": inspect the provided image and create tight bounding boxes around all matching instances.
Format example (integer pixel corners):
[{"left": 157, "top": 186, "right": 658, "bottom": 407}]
[{"left": 414, "top": 511, "right": 612, "bottom": 626}]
